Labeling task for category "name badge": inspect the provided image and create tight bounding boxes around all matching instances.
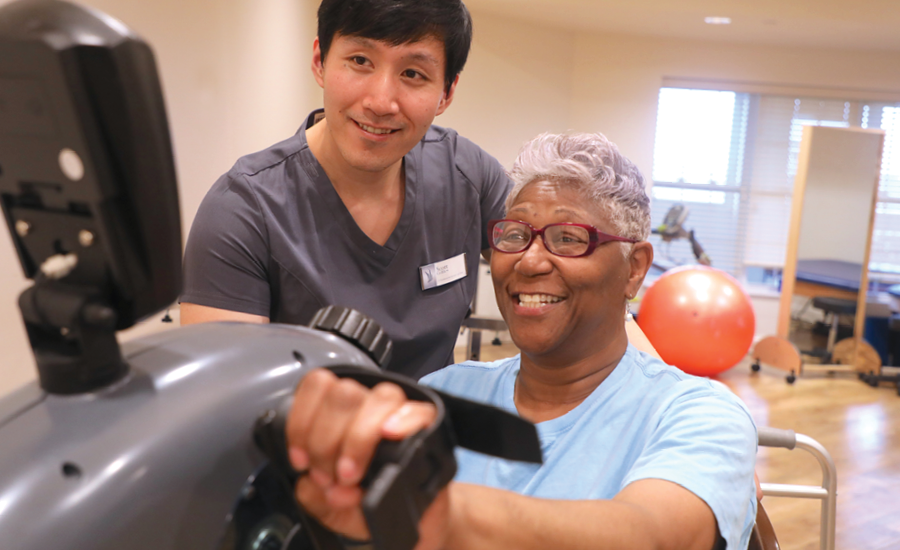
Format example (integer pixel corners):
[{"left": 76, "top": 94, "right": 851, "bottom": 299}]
[{"left": 419, "top": 253, "right": 468, "bottom": 290}]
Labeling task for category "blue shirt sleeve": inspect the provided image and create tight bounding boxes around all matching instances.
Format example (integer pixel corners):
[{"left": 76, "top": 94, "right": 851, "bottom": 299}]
[{"left": 622, "top": 381, "right": 758, "bottom": 550}]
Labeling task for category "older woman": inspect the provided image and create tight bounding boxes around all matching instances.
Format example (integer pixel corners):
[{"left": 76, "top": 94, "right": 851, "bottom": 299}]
[{"left": 285, "top": 133, "right": 757, "bottom": 550}]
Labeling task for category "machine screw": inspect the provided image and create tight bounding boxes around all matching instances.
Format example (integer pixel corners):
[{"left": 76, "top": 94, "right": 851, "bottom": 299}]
[
  {"left": 240, "top": 485, "right": 257, "bottom": 501},
  {"left": 59, "top": 148, "right": 84, "bottom": 181},
  {"left": 15, "top": 220, "right": 30, "bottom": 237},
  {"left": 78, "top": 229, "right": 95, "bottom": 247}
]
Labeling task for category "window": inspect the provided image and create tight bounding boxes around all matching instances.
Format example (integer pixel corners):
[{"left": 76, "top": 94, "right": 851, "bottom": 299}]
[
  {"left": 651, "top": 88, "right": 900, "bottom": 279},
  {"left": 653, "top": 89, "right": 739, "bottom": 190},
  {"left": 650, "top": 89, "right": 747, "bottom": 274},
  {"left": 871, "top": 106, "right": 900, "bottom": 273}
]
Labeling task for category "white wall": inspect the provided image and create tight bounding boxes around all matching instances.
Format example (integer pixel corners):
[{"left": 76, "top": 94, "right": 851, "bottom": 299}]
[{"left": 0, "top": 0, "right": 319, "bottom": 396}]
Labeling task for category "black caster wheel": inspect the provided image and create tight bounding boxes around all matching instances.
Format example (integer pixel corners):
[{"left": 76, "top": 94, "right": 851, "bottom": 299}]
[
  {"left": 862, "top": 372, "right": 879, "bottom": 388},
  {"left": 751, "top": 361, "right": 761, "bottom": 373},
  {"left": 491, "top": 337, "right": 502, "bottom": 346},
  {"left": 786, "top": 371, "right": 797, "bottom": 384}
]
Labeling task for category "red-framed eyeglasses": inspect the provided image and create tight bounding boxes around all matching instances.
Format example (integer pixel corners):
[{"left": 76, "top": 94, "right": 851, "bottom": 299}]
[{"left": 488, "top": 219, "right": 637, "bottom": 258}]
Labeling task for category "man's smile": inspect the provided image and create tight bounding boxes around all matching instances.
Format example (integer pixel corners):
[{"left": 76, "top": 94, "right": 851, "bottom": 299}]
[{"left": 354, "top": 119, "right": 400, "bottom": 135}]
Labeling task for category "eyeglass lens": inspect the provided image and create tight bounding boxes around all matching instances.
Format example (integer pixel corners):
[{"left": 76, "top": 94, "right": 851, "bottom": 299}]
[{"left": 492, "top": 221, "right": 590, "bottom": 256}]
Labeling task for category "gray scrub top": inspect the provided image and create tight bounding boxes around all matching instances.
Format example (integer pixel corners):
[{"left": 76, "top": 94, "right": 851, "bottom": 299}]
[{"left": 181, "top": 110, "right": 512, "bottom": 379}]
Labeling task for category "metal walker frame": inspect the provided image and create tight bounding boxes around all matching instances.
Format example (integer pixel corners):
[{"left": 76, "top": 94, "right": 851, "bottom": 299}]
[{"left": 758, "top": 427, "right": 838, "bottom": 550}]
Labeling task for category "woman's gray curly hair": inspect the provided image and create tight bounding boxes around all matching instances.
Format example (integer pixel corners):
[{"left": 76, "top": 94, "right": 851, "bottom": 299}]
[{"left": 506, "top": 132, "right": 651, "bottom": 243}]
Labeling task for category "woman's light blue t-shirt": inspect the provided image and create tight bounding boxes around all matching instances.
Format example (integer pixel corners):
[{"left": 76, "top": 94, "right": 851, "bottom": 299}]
[{"left": 420, "top": 345, "right": 758, "bottom": 550}]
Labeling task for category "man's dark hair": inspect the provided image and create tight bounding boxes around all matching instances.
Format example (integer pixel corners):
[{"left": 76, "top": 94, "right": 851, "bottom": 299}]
[{"left": 317, "top": 0, "right": 473, "bottom": 93}]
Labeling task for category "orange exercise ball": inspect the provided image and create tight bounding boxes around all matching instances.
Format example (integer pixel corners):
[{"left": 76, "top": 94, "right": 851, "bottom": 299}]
[{"left": 637, "top": 265, "right": 755, "bottom": 377}]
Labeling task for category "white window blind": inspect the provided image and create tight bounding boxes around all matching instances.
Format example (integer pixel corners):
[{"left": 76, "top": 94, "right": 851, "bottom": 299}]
[
  {"left": 746, "top": 97, "right": 853, "bottom": 268},
  {"left": 871, "top": 105, "right": 900, "bottom": 273},
  {"left": 651, "top": 89, "right": 748, "bottom": 274},
  {"left": 742, "top": 95, "right": 796, "bottom": 268},
  {"left": 651, "top": 87, "right": 900, "bottom": 279}
]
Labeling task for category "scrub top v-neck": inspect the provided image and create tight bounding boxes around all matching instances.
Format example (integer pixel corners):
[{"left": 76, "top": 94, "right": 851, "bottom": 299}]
[{"left": 300, "top": 128, "right": 418, "bottom": 268}]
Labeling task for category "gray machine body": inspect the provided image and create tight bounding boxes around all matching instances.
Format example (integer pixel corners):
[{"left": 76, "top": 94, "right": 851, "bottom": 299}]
[{"left": 0, "top": 322, "right": 378, "bottom": 549}]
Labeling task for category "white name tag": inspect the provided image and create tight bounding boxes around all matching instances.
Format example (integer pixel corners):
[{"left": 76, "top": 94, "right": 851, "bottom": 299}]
[{"left": 419, "top": 253, "right": 468, "bottom": 290}]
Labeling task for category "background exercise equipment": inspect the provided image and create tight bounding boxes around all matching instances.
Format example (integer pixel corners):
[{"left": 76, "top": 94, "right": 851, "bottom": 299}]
[{"left": 651, "top": 204, "right": 712, "bottom": 269}]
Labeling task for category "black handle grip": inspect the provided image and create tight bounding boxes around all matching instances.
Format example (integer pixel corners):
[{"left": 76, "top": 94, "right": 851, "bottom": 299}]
[{"left": 254, "top": 364, "right": 542, "bottom": 550}]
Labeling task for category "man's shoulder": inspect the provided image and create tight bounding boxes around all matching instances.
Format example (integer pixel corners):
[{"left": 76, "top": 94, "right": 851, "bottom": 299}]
[
  {"left": 421, "top": 123, "right": 458, "bottom": 144},
  {"left": 199, "top": 131, "right": 312, "bottom": 218},
  {"left": 419, "top": 124, "right": 506, "bottom": 185},
  {"left": 229, "top": 132, "right": 308, "bottom": 183},
  {"left": 420, "top": 124, "right": 487, "bottom": 155},
  {"left": 229, "top": 110, "right": 318, "bottom": 179},
  {"left": 421, "top": 124, "right": 493, "bottom": 160}
]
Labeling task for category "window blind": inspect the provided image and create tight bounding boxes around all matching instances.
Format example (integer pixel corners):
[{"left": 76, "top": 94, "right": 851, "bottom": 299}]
[
  {"left": 871, "top": 104, "right": 900, "bottom": 274},
  {"left": 652, "top": 87, "right": 900, "bottom": 279},
  {"left": 650, "top": 89, "right": 748, "bottom": 274}
]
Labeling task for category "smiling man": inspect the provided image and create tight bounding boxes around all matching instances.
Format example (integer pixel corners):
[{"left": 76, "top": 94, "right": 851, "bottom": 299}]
[{"left": 180, "top": 0, "right": 511, "bottom": 379}]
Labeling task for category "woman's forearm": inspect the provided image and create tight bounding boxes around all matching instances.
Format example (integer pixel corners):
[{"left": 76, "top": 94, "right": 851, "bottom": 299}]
[
  {"left": 445, "top": 483, "right": 654, "bottom": 550},
  {"left": 443, "top": 480, "right": 717, "bottom": 550}
]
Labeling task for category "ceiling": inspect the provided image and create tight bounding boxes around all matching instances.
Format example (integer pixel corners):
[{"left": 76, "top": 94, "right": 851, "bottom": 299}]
[{"left": 464, "top": 0, "right": 900, "bottom": 52}]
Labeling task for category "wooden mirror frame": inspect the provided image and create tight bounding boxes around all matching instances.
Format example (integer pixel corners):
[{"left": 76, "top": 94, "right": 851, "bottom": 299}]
[{"left": 775, "top": 126, "right": 885, "bottom": 374}]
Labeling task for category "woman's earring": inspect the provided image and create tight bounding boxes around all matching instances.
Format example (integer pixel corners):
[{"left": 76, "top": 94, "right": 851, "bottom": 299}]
[{"left": 625, "top": 295, "right": 634, "bottom": 320}]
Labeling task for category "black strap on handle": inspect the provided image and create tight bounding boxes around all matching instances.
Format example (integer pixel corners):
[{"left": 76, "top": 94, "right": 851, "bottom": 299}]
[{"left": 253, "top": 365, "right": 542, "bottom": 550}]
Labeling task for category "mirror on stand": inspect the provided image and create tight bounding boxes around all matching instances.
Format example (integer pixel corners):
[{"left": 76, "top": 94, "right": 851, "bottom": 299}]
[{"left": 752, "top": 125, "right": 884, "bottom": 383}]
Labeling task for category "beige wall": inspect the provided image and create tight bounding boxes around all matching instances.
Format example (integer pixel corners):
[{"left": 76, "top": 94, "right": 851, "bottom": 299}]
[
  {"left": 438, "top": 12, "right": 575, "bottom": 168},
  {"left": 4, "top": 4, "right": 900, "bottom": 395},
  {"left": 0, "top": 0, "right": 319, "bottom": 395}
]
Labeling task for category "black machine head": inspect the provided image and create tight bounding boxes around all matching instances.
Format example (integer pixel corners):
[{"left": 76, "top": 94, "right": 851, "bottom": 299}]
[
  {"left": 0, "top": 0, "right": 181, "bottom": 329},
  {"left": 0, "top": 0, "right": 181, "bottom": 393}
]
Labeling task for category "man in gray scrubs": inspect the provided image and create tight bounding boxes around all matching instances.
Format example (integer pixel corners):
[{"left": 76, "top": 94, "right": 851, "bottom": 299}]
[{"left": 180, "top": 0, "right": 510, "bottom": 379}]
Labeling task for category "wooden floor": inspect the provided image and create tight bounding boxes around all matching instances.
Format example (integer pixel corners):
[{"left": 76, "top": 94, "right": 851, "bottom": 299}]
[{"left": 456, "top": 343, "right": 900, "bottom": 550}]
